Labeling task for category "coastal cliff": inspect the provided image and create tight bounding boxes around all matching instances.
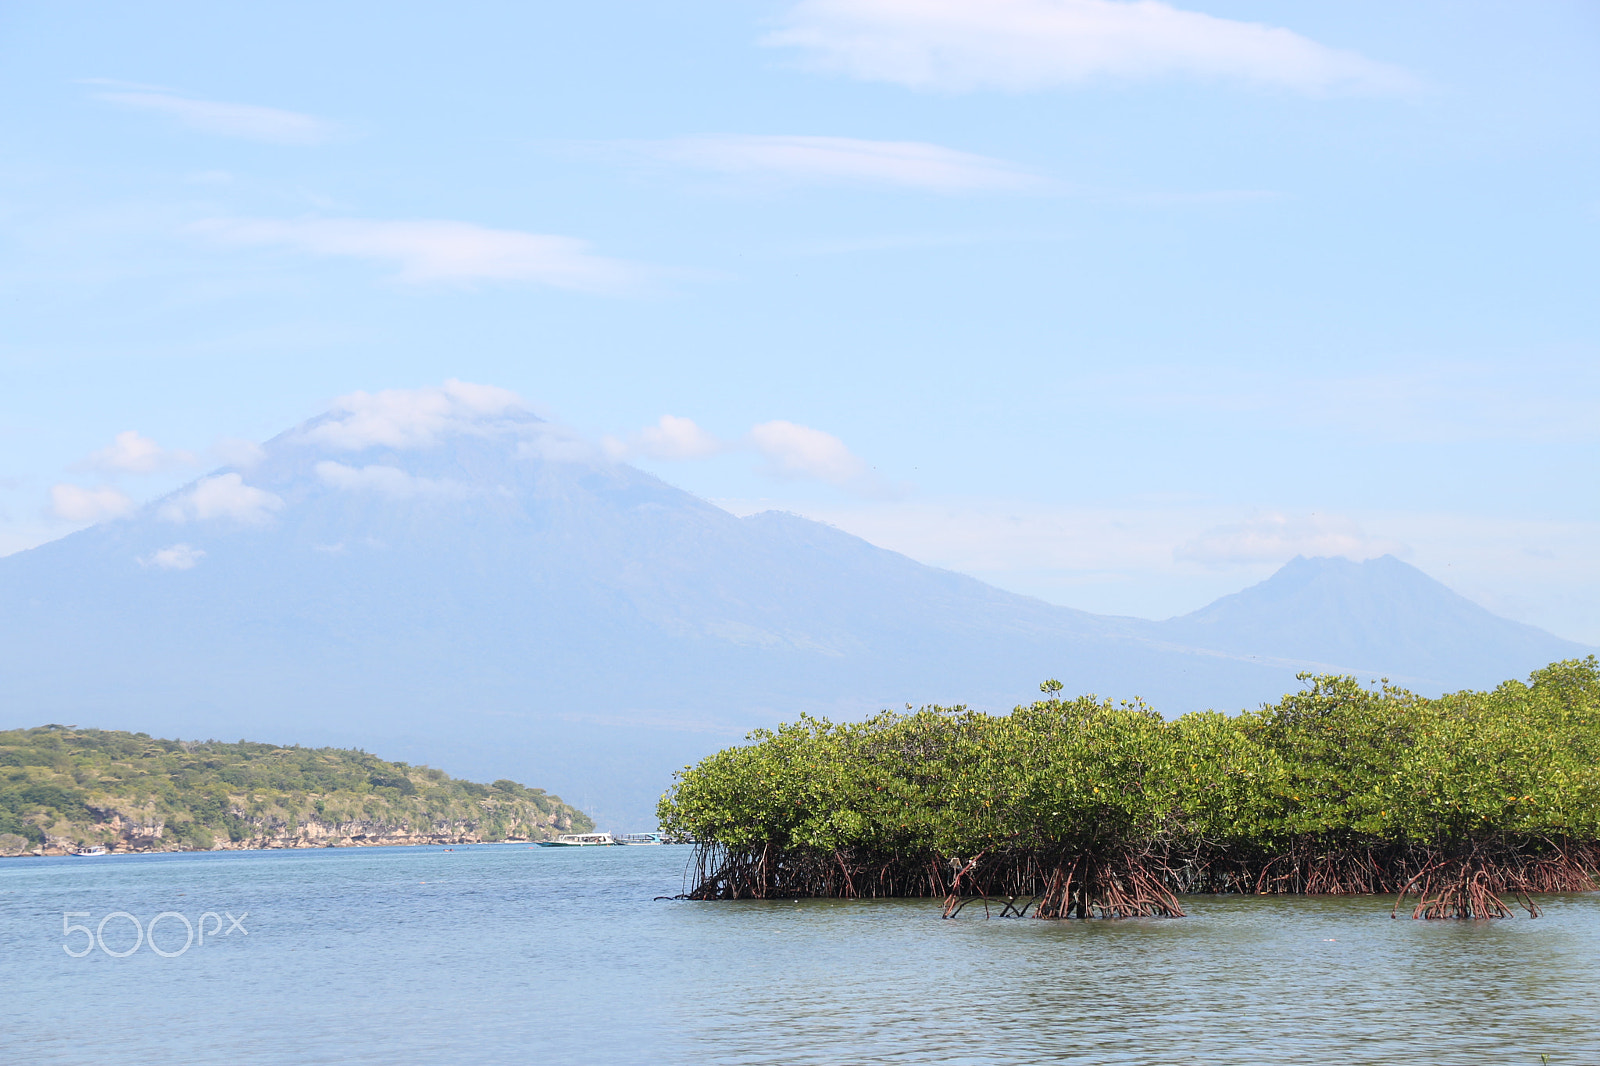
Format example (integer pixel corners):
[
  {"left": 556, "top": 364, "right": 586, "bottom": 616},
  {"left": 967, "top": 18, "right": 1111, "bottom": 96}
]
[{"left": 0, "top": 725, "right": 592, "bottom": 856}]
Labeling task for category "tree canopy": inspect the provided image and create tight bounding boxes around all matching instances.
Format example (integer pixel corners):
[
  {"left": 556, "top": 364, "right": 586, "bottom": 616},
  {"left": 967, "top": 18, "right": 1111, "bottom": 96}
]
[{"left": 660, "top": 658, "right": 1600, "bottom": 917}]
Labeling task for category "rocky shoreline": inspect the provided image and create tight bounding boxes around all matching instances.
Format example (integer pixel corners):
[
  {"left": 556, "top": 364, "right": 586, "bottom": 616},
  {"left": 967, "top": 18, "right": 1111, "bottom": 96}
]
[{"left": 2, "top": 811, "right": 579, "bottom": 857}]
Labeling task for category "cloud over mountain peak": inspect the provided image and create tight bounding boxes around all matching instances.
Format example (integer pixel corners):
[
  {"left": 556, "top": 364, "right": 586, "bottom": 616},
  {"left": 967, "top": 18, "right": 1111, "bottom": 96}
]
[{"left": 296, "top": 380, "right": 534, "bottom": 452}]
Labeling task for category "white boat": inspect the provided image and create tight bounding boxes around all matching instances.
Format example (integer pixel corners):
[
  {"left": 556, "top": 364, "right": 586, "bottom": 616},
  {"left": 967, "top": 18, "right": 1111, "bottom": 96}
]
[
  {"left": 616, "top": 832, "right": 665, "bottom": 845},
  {"left": 535, "top": 832, "right": 617, "bottom": 847},
  {"left": 71, "top": 845, "right": 107, "bottom": 856}
]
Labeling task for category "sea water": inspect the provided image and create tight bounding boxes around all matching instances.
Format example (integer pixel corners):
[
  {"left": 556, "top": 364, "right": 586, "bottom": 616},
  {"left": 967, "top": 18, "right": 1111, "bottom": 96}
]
[{"left": 2, "top": 844, "right": 1597, "bottom": 1064}]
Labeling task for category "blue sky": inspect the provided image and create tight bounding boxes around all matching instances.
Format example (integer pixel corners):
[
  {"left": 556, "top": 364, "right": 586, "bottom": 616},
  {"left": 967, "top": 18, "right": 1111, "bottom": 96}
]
[{"left": 2, "top": 0, "right": 1596, "bottom": 641}]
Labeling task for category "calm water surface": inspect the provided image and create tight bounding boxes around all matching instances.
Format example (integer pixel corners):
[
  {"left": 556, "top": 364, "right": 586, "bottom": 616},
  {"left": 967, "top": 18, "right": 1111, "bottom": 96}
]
[{"left": 2, "top": 845, "right": 1597, "bottom": 1064}]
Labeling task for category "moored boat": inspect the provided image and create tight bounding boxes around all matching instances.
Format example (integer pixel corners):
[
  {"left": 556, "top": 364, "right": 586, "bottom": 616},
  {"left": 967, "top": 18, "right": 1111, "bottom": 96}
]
[
  {"left": 615, "top": 832, "right": 665, "bottom": 845},
  {"left": 535, "top": 832, "right": 617, "bottom": 847},
  {"left": 71, "top": 845, "right": 107, "bottom": 856}
]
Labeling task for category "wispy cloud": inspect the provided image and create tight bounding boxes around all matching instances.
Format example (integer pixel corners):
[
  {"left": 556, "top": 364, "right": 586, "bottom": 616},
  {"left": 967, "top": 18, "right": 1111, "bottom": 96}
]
[
  {"left": 160, "top": 473, "right": 283, "bottom": 525},
  {"left": 302, "top": 380, "right": 528, "bottom": 451},
  {"left": 315, "top": 461, "right": 469, "bottom": 499},
  {"left": 515, "top": 424, "right": 604, "bottom": 464},
  {"left": 610, "top": 415, "right": 727, "bottom": 461},
  {"left": 747, "top": 420, "right": 880, "bottom": 491},
  {"left": 191, "top": 217, "right": 642, "bottom": 291},
  {"left": 619, "top": 135, "right": 1047, "bottom": 192},
  {"left": 1175, "top": 513, "right": 1405, "bottom": 566},
  {"left": 140, "top": 543, "right": 205, "bottom": 571},
  {"left": 606, "top": 415, "right": 892, "bottom": 497},
  {"left": 94, "top": 90, "right": 339, "bottom": 144},
  {"left": 768, "top": 0, "right": 1414, "bottom": 95},
  {"left": 83, "top": 430, "right": 197, "bottom": 474},
  {"left": 50, "top": 484, "right": 134, "bottom": 523}
]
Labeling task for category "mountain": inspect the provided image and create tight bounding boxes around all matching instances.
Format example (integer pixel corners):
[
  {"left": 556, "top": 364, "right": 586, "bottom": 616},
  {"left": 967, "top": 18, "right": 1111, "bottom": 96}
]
[
  {"left": 0, "top": 388, "right": 1589, "bottom": 826},
  {"left": 1147, "top": 554, "right": 1587, "bottom": 688}
]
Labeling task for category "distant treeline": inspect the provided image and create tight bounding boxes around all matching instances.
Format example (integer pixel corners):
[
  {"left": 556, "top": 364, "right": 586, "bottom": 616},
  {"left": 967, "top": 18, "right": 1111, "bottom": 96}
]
[
  {"left": 659, "top": 658, "right": 1600, "bottom": 919},
  {"left": 0, "top": 727, "right": 592, "bottom": 854}
]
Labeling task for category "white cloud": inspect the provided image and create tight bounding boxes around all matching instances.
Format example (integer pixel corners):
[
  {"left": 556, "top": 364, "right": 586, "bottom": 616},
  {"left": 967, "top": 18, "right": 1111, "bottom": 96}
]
[
  {"left": 160, "top": 473, "right": 283, "bottom": 525},
  {"left": 631, "top": 135, "right": 1045, "bottom": 192},
  {"left": 85, "top": 430, "right": 196, "bottom": 474},
  {"left": 140, "top": 543, "right": 205, "bottom": 571},
  {"left": 608, "top": 414, "right": 887, "bottom": 495},
  {"left": 769, "top": 0, "right": 1413, "bottom": 95},
  {"left": 746, "top": 420, "right": 886, "bottom": 494},
  {"left": 192, "top": 217, "right": 640, "bottom": 291},
  {"left": 605, "top": 415, "right": 726, "bottom": 461},
  {"left": 302, "top": 380, "right": 527, "bottom": 451},
  {"left": 50, "top": 484, "right": 134, "bottom": 523},
  {"left": 1175, "top": 512, "right": 1406, "bottom": 566},
  {"left": 516, "top": 423, "right": 600, "bottom": 464},
  {"left": 314, "top": 461, "right": 468, "bottom": 499},
  {"left": 95, "top": 91, "right": 337, "bottom": 144}
]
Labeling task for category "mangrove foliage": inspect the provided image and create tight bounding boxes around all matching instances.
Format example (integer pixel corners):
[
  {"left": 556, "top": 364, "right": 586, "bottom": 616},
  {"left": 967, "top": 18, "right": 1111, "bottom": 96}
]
[{"left": 658, "top": 658, "right": 1600, "bottom": 919}]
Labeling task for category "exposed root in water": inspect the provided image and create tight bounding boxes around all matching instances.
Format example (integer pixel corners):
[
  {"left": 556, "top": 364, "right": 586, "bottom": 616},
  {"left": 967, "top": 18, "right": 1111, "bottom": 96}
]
[
  {"left": 1386, "top": 844, "right": 1599, "bottom": 919},
  {"left": 936, "top": 848, "right": 1185, "bottom": 919},
  {"left": 682, "top": 843, "right": 952, "bottom": 901},
  {"left": 676, "top": 839, "right": 1599, "bottom": 919},
  {"left": 1029, "top": 853, "right": 1185, "bottom": 919},
  {"left": 1175, "top": 839, "right": 1598, "bottom": 918},
  {"left": 680, "top": 843, "right": 1183, "bottom": 918}
]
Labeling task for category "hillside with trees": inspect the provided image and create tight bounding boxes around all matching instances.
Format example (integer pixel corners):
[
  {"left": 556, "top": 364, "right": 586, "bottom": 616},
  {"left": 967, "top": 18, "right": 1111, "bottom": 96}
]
[{"left": 0, "top": 726, "right": 592, "bottom": 855}]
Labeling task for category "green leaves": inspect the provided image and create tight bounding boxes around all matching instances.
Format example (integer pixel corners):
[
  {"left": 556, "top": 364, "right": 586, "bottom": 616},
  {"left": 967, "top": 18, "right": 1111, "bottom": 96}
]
[{"left": 662, "top": 658, "right": 1600, "bottom": 859}]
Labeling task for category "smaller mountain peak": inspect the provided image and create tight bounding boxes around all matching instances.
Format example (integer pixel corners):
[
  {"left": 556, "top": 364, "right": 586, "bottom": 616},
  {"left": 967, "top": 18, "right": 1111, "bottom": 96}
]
[{"left": 1159, "top": 551, "right": 1588, "bottom": 687}]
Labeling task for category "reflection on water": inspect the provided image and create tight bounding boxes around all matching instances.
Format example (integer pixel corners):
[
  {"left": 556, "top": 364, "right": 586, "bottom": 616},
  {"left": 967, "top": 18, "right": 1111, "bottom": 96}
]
[{"left": 2, "top": 846, "right": 1595, "bottom": 1065}]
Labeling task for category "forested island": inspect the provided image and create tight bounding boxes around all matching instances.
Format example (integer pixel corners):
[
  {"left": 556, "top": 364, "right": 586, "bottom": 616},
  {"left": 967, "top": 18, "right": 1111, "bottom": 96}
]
[
  {"left": 660, "top": 658, "right": 1600, "bottom": 920},
  {"left": 0, "top": 726, "right": 592, "bottom": 855}
]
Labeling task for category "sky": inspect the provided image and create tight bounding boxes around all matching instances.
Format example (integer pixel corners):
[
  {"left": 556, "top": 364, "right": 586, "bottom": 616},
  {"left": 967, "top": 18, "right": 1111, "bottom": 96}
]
[{"left": 1, "top": 0, "right": 1596, "bottom": 642}]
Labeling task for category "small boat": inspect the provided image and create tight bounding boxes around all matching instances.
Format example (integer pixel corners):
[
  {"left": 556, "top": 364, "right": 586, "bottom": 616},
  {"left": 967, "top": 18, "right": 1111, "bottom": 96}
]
[
  {"left": 535, "top": 832, "right": 617, "bottom": 847},
  {"left": 71, "top": 846, "right": 107, "bottom": 857},
  {"left": 615, "top": 832, "right": 665, "bottom": 846}
]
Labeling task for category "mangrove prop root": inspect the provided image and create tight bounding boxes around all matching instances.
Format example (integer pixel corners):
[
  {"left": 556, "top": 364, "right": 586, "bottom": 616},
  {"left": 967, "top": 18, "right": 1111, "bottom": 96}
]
[
  {"left": 682, "top": 844, "right": 1186, "bottom": 918},
  {"left": 1384, "top": 845, "right": 1600, "bottom": 919},
  {"left": 680, "top": 839, "right": 1599, "bottom": 918},
  {"left": 683, "top": 844, "right": 953, "bottom": 901}
]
